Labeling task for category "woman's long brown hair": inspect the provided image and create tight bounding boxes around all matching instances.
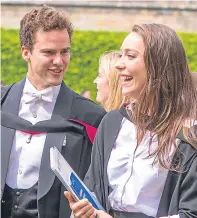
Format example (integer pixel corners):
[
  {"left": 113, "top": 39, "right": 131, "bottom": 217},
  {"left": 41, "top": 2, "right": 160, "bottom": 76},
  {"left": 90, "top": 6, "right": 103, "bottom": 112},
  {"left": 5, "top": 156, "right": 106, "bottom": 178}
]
[{"left": 130, "top": 24, "right": 197, "bottom": 170}]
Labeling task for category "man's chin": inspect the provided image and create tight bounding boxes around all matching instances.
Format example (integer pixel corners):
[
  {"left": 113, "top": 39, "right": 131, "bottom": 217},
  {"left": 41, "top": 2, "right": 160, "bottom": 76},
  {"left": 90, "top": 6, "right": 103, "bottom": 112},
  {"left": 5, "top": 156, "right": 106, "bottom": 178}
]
[{"left": 48, "top": 78, "right": 63, "bottom": 87}]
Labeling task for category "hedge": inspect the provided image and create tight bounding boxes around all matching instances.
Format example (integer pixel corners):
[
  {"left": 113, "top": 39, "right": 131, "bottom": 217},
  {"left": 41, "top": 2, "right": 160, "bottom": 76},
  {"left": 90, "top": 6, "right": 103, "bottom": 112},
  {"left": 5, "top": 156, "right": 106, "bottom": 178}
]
[{"left": 1, "top": 28, "right": 197, "bottom": 100}]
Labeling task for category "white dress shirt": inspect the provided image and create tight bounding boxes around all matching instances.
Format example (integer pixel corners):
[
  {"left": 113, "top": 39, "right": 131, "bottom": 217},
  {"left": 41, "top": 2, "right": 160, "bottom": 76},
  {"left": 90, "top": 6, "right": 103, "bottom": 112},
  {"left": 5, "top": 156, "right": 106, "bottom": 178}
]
[
  {"left": 6, "top": 78, "right": 61, "bottom": 189},
  {"left": 107, "top": 118, "right": 180, "bottom": 217}
]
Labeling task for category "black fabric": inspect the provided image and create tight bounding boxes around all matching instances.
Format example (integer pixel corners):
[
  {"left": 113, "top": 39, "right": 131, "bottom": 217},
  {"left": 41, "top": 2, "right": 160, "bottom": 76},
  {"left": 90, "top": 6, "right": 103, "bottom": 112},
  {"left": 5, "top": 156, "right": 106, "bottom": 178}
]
[
  {"left": 119, "top": 105, "right": 130, "bottom": 121},
  {"left": 1, "top": 184, "right": 38, "bottom": 218},
  {"left": 113, "top": 211, "right": 153, "bottom": 218},
  {"left": 38, "top": 177, "right": 62, "bottom": 218},
  {"left": 84, "top": 110, "right": 122, "bottom": 212},
  {"left": 1, "top": 84, "right": 15, "bottom": 105},
  {"left": 1, "top": 111, "right": 84, "bottom": 134},
  {"left": 157, "top": 141, "right": 197, "bottom": 218}
]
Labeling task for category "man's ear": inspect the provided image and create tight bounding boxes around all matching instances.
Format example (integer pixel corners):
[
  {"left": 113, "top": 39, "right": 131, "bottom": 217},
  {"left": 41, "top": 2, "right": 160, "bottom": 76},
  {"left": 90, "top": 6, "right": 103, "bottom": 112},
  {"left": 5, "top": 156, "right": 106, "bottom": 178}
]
[{"left": 21, "top": 46, "right": 31, "bottom": 62}]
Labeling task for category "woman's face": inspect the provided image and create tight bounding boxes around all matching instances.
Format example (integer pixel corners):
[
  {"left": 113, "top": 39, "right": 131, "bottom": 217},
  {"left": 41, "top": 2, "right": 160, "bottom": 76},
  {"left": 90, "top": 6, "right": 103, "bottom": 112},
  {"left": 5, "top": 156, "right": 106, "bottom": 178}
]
[
  {"left": 94, "top": 66, "right": 110, "bottom": 104},
  {"left": 116, "top": 32, "right": 147, "bottom": 101}
]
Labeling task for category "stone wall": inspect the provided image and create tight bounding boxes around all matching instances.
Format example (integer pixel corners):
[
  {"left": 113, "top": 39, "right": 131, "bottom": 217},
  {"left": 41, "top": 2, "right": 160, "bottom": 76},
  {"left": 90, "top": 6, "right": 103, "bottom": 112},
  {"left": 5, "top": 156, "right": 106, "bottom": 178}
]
[{"left": 1, "top": 1, "right": 197, "bottom": 32}]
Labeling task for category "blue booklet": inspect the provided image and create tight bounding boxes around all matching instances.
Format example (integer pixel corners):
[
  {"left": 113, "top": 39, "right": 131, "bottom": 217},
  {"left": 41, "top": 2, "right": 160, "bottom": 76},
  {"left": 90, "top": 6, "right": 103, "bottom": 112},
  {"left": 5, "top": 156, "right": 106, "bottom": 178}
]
[{"left": 50, "top": 146, "right": 105, "bottom": 211}]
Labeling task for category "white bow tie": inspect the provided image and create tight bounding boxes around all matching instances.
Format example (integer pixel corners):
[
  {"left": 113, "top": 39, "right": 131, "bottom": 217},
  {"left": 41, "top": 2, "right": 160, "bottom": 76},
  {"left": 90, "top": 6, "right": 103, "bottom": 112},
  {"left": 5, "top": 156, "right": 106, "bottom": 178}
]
[{"left": 24, "top": 88, "right": 53, "bottom": 104}]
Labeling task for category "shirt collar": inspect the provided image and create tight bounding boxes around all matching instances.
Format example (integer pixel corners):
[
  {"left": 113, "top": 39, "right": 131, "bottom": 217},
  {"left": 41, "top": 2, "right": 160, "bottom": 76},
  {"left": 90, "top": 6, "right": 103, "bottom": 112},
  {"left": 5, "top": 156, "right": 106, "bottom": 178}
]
[{"left": 23, "top": 77, "right": 61, "bottom": 102}]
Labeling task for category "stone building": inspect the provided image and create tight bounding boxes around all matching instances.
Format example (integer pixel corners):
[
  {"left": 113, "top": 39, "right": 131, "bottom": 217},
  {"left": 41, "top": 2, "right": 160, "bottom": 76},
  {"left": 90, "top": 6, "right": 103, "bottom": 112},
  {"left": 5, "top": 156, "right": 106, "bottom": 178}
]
[{"left": 1, "top": 0, "right": 197, "bottom": 32}]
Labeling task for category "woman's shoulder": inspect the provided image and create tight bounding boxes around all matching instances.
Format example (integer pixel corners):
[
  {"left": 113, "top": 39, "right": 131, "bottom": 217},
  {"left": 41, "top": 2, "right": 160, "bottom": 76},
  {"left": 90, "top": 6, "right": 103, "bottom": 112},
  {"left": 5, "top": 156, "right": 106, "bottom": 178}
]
[
  {"left": 96, "top": 109, "right": 124, "bottom": 138},
  {"left": 102, "top": 106, "right": 128, "bottom": 120},
  {"left": 177, "top": 119, "right": 197, "bottom": 147},
  {"left": 100, "top": 109, "right": 124, "bottom": 125}
]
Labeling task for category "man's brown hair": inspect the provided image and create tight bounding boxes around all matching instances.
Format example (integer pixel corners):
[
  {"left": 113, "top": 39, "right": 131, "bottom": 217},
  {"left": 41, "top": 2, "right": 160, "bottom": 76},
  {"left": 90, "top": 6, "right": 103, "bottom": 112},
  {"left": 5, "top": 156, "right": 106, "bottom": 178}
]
[{"left": 19, "top": 5, "right": 74, "bottom": 51}]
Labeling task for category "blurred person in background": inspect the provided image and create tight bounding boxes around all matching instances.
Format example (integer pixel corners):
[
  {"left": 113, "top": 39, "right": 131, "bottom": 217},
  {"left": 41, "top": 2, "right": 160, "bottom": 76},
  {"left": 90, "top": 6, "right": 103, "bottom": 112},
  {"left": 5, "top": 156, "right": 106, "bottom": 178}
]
[
  {"left": 80, "top": 88, "right": 91, "bottom": 99},
  {"left": 65, "top": 23, "right": 197, "bottom": 218},
  {"left": 1, "top": 5, "right": 105, "bottom": 218},
  {"left": 94, "top": 51, "right": 127, "bottom": 111}
]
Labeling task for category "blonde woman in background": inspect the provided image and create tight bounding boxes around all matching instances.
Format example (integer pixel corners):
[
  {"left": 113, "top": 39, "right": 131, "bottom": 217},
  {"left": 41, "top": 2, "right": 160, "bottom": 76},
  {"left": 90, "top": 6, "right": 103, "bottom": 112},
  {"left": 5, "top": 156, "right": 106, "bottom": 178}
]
[{"left": 94, "top": 51, "right": 126, "bottom": 111}]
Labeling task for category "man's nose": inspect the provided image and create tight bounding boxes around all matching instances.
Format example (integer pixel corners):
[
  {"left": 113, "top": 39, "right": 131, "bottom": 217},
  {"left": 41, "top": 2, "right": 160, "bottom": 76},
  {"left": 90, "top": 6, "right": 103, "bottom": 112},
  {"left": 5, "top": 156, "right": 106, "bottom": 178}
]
[{"left": 53, "top": 54, "right": 64, "bottom": 65}]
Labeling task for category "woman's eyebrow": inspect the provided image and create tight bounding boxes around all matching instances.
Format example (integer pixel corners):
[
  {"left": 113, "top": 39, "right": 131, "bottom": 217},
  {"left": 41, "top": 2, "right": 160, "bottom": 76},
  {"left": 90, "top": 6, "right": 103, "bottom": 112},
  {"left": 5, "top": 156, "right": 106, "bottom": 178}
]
[{"left": 120, "top": 48, "right": 140, "bottom": 54}]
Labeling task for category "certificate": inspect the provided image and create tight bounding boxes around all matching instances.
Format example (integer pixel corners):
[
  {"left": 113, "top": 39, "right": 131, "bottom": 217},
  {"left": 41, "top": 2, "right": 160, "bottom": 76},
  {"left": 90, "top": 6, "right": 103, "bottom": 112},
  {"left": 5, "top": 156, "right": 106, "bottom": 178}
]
[{"left": 50, "top": 146, "right": 105, "bottom": 210}]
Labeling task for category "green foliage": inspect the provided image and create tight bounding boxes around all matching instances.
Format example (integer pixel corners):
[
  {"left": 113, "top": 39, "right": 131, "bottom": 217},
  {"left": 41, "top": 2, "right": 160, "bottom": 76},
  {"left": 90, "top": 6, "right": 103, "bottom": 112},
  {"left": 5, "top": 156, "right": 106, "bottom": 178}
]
[
  {"left": 178, "top": 32, "right": 197, "bottom": 72},
  {"left": 1, "top": 28, "right": 197, "bottom": 101}
]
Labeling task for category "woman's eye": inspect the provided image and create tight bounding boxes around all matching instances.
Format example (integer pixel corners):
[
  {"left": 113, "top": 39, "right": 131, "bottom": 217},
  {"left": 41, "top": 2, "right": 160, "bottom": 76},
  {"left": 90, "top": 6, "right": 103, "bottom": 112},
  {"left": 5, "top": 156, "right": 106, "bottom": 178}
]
[{"left": 127, "top": 55, "right": 135, "bottom": 59}]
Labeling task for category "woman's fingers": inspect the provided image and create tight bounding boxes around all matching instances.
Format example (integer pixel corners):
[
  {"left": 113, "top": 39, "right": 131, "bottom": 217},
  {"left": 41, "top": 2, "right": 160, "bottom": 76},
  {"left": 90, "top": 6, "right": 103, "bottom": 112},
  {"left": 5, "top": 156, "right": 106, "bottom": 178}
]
[
  {"left": 72, "top": 199, "right": 94, "bottom": 216},
  {"left": 64, "top": 191, "right": 76, "bottom": 207},
  {"left": 73, "top": 200, "right": 95, "bottom": 218},
  {"left": 96, "top": 210, "right": 113, "bottom": 218},
  {"left": 64, "top": 191, "right": 96, "bottom": 218},
  {"left": 86, "top": 207, "right": 96, "bottom": 218}
]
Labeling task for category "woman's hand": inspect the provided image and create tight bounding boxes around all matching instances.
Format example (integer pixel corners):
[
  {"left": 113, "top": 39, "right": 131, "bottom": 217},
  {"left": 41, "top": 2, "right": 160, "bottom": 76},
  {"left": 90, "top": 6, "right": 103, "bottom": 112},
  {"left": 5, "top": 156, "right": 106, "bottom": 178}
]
[
  {"left": 64, "top": 191, "right": 113, "bottom": 218},
  {"left": 96, "top": 210, "right": 113, "bottom": 218},
  {"left": 64, "top": 191, "right": 96, "bottom": 218}
]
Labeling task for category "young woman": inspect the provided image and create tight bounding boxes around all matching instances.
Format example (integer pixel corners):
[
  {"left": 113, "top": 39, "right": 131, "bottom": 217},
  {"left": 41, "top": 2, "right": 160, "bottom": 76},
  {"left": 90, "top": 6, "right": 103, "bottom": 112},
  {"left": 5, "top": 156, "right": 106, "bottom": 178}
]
[
  {"left": 65, "top": 24, "right": 197, "bottom": 218},
  {"left": 94, "top": 51, "right": 125, "bottom": 111}
]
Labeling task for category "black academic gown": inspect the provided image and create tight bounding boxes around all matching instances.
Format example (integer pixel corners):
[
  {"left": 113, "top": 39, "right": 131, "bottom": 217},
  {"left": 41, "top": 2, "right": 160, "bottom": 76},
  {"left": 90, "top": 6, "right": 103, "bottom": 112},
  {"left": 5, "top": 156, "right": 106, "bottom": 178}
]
[
  {"left": 84, "top": 107, "right": 197, "bottom": 217},
  {"left": 1, "top": 78, "right": 106, "bottom": 218}
]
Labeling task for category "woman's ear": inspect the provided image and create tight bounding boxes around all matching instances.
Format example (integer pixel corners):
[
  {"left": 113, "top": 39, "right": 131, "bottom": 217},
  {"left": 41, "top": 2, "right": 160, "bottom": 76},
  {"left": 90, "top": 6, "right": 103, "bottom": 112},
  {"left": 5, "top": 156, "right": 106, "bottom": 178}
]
[{"left": 21, "top": 46, "right": 31, "bottom": 62}]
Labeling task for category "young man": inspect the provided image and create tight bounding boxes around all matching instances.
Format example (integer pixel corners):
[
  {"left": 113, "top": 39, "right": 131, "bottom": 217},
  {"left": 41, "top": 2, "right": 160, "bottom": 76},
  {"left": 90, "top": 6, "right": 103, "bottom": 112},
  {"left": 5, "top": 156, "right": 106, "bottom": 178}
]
[{"left": 1, "top": 5, "right": 106, "bottom": 218}]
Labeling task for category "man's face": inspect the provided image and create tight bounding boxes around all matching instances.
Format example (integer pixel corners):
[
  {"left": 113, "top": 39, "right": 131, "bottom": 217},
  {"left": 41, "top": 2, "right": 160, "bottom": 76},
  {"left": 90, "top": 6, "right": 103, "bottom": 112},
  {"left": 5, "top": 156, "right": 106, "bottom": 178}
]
[{"left": 22, "top": 29, "right": 70, "bottom": 90}]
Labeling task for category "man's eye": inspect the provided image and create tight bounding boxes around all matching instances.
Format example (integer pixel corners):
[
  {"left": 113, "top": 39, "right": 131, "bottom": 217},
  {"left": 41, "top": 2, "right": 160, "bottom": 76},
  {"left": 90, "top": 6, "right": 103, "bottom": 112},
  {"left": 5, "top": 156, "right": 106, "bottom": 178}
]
[
  {"left": 45, "top": 51, "right": 54, "bottom": 54},
  {"left": 61, "top": 49, "right": 70, "bottom": 54}
]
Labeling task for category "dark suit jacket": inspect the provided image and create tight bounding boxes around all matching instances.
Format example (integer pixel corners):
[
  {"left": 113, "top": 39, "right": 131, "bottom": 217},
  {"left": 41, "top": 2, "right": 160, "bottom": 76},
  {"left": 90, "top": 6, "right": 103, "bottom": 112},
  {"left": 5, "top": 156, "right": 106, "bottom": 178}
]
[{"left": 1, "top": 78, "right": 106, "bottom": 218}]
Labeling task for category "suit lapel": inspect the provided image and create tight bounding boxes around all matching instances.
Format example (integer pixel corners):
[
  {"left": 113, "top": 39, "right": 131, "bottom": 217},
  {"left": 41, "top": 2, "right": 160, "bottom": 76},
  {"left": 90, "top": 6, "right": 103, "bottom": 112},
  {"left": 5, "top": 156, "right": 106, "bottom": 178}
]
[
  {"left": 38, "top": 83, "right": 75, "bottom": 200},
  {"left": 1, "top": 79, "right": 25, "bottom": 196}
]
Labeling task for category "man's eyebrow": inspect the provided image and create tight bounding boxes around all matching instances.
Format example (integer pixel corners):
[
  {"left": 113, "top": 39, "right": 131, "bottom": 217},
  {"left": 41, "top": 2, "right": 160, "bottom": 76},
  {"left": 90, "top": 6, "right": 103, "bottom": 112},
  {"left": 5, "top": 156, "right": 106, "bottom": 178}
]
[
  {"left": 62, "top": 47, "right": 70, "bottom": 51},
  {"left": 40, "top": 48, "right": 55, "bottom": 52},
  {"left": 40, "top": 47, "right": 70, "bottom": 52}
]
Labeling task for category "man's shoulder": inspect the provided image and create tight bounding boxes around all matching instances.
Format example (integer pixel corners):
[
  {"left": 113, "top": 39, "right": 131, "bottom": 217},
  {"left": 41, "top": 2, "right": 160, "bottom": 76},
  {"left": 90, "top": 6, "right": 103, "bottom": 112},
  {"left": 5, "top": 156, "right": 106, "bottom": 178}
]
[
  {"left": 1, "top": 83, "right": 15, "bottom": 104},
  {"left": 1, "top": 84, "right": 14, "bottom": 92},
  {"left": 70, "top": 93, "right": 106, "bottom": 127},
  {"left": 73, "top": 93, "right": 106, "bottom": 115}
]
